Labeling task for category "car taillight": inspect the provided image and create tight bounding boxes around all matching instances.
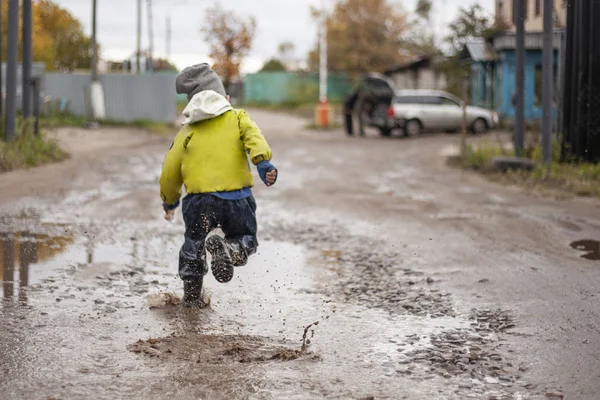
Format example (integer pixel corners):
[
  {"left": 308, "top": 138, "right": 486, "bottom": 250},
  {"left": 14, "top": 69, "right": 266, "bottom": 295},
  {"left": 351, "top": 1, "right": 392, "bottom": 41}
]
[{"left": 387, "top": 106, "right": 395, "bottom": 117}]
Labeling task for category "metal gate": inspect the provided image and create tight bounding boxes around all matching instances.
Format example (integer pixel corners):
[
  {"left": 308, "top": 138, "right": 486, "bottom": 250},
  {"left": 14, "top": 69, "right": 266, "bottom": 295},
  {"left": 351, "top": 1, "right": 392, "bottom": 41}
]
[{"left": 561, "top": 0, "right": 600, "bottom": 162}]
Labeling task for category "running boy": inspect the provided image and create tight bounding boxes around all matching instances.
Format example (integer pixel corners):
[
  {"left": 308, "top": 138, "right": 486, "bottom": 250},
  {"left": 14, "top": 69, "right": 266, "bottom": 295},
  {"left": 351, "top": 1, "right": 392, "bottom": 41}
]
[{"left": 160, "top": 63, "right": 277, "bottom": 307}]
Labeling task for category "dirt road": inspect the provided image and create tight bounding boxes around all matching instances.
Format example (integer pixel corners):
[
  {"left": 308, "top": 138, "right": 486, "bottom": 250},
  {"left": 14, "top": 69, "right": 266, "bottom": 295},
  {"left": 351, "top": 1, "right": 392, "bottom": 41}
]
[{"left": 1, "top": 110, "right": 599, "bottom": 399}]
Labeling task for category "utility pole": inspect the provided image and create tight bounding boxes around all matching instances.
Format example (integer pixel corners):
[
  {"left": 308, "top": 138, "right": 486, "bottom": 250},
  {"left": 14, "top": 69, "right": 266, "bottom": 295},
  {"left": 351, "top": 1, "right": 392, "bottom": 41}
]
[
  {"left": 137, "top": 0, "right": 142, "bottom": 74},
  {"left": 91, "top": 0, "right": 98, "bottom": 82},
  {"left": 22, "top": 0, "right": 33, "bottom": 118},
  {"left": 514, "top": 0, "right": 525, "bottom": 156},
  {"left": 542, "top": 0, "right": 554, "bottom": 163},
  {"left": 5, "top": 0, "right": 19, "bottom": 140},
  {"left": 461, "top": 72, "right": 469, "bottom": 158},
  {"left": 89, "top": 0, "right": 105, "bottom": 121},
  {"left": 147, "top": 0, "right": 154, "bottom": 72},
  {"left": 0, "top": 1, "right": 3, "bottom": 120},
  {"left": 315, "top": 0, "right": 331, "bottom": 127},
  {"left": 166, "top": 15, "right": 171, "bottom": 58},
  {"left": 318, "top": 0, "right": 327, "bottom": 104}
]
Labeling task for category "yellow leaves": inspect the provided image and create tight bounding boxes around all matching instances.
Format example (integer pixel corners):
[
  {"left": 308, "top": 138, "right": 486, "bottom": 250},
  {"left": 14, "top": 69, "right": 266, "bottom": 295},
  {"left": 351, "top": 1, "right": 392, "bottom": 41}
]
[
  {"left": 1, "top": 0, "right": 92, "bottom": 71},
  {"left": 32, "top": 2, "right": 55, "bottom": 67}
]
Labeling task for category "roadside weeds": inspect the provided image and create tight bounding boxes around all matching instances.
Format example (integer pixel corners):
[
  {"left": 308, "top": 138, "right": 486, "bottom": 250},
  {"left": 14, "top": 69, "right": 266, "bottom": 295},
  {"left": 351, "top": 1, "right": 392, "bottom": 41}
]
[{"left": 448, "top": 140, "right": 600, "bottom": 199}]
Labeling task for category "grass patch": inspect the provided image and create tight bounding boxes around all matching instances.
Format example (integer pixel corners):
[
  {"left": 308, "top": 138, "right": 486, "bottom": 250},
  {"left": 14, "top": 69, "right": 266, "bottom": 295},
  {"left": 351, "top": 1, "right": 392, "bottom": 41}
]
[
  {"left": 99, "top": 119, "right": 176, "bottom": 136},
  {"left": 40, "top": 113, "right": 87, "bottom": 128},
  {"left": 40, "top": 113, "right": 176, "bottom": 137},
  {"left": 1, "top": 121, "right": 69, "bottom": 173},
  {"left": 450, "top": 140, "right": 600, "bottom": 199},
  {"left": 509, "top": 162, "right": 600, "bottom": 197}
]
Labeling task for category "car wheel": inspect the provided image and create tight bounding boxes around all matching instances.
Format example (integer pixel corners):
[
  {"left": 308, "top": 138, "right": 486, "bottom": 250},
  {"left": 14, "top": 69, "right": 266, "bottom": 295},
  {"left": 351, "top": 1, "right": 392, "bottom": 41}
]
[
  {"left": 379, "top": 128, "right": 392, "bottom": 137},
  {"left": 472, "top": 118, "right": 488, "bottom": 134},
  {"left": 404, "top": 119, "right": 422, "bottom": 137}
]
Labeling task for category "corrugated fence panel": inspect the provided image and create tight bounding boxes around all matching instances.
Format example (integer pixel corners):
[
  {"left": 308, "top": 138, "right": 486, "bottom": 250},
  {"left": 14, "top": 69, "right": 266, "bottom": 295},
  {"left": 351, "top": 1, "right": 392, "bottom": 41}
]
[
  {"left": 101, "top": 73, "right": 176, "bottom": 123},
  {"left": 1, "top": 63, "right": 47, "bottom": 111},
  {"left": 243, "top": 72, "right": 353, "bottom": 105},
  {"left": 43, "top": 73, "right": 90, "bottom": 116},
  {"left": 44, "top": 73, "right": 177, "bottom": 123}
]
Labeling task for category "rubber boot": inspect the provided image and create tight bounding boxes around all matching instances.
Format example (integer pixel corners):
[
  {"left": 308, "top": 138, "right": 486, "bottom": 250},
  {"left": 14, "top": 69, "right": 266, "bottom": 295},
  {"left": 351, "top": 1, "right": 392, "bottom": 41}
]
[
  {"left": 226, "top": 238, "right": 248, "bottom": 267},
  {"left": 205, "top": 236, "right": 234, "bottom": 283},
  {"left": 182, "top": 279, "right": 204, "bottom": 308}
]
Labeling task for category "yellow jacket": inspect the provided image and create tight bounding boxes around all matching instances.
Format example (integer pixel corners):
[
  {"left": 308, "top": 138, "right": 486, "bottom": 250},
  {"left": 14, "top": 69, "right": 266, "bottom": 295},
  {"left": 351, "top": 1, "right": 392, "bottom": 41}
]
[{"left": 160, "top": 91, "right": 272, "bottom": 205}]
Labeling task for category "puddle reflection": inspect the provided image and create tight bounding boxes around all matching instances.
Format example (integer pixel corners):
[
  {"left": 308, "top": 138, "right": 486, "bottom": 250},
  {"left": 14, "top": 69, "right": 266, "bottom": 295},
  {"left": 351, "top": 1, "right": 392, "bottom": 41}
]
[{"left": 0, "top": 232, "right": 73, "bottom": 301}]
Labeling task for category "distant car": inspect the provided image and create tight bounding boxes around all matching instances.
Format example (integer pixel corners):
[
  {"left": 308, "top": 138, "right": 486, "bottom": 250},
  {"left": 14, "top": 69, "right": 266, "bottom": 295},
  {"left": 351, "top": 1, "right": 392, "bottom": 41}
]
[{"left": 388, "top": 90, "right": 499, "bottom": 136}]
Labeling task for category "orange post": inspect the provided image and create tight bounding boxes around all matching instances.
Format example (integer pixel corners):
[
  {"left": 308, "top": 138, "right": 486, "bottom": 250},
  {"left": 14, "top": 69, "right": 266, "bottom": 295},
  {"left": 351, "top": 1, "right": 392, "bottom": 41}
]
[{"left": 315, "top": 101, "right": 333, "bottom": 128}]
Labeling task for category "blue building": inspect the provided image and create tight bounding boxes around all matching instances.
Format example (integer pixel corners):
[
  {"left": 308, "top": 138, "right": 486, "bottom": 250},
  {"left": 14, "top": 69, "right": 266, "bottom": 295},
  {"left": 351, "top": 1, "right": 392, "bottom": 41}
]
[{"left": 459, "top": 31, "right": 564, "bottom": 122}]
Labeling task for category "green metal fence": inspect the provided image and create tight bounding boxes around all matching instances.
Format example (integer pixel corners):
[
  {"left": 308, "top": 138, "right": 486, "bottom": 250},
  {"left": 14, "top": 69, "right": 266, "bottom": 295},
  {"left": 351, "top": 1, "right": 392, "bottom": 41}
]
[{"left": 243, "top": 71, "right": 353, "bottom": 105}]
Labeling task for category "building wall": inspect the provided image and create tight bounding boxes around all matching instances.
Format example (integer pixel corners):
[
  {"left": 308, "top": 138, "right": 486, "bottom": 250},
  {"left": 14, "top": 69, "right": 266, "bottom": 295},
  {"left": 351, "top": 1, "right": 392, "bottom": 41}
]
[
  {"left": 389, "top": 68, "right": 447, "bottom": 90},
  {"left": 495, "top": 49, "right": 558, "bottom": 120},
  {"left": 496, "top": 0, "right": 567, "bottom": 30},
  {"left": 470, "top": 63, "right": 494, "bottom": 109}
]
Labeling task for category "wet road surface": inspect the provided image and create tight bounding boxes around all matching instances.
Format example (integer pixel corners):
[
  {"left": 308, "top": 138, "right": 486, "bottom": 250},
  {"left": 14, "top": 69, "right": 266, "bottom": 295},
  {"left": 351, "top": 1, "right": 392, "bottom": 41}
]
[{"left": 1, "top": 112, "right": 599, "bottom": 399}]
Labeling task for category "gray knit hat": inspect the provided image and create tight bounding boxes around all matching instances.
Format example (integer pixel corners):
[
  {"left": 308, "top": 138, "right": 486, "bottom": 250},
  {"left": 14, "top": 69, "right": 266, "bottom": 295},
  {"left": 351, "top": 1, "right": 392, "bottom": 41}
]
[{"left": 176, "top": 63, "right": 226, "bottom": 101}]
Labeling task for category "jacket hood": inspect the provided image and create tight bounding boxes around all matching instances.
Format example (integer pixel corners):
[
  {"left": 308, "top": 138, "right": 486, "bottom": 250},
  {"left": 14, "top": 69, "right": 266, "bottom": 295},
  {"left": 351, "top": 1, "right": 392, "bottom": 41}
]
[{"left": 181, "top": 90, "right": 233, "bottom": 125}]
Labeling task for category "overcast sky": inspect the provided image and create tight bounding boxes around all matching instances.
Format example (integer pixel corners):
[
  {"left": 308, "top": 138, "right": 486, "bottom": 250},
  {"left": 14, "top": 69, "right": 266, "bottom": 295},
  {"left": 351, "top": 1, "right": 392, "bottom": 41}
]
[{"left": 59, "top": 0, "right": 495, "bottom": 73}]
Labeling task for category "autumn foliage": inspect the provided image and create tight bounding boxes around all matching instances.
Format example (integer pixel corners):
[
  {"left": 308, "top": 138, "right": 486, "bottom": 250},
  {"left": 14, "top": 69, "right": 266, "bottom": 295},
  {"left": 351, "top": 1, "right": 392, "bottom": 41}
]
[
  {"left": 202, "top": 5, "right": 256, "bottom": 89},
  {"left": 1, "top": 0, "right": 93, "bottom": 71},
  {"left": 310, "top": 0, "right": 409, "bottom": 76}
]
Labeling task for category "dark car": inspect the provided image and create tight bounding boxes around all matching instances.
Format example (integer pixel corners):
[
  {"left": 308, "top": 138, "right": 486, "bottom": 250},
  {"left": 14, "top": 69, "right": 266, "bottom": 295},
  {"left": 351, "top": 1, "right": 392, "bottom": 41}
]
[{"left": 353, "top": 73, "right": 397, "bottom": 137}]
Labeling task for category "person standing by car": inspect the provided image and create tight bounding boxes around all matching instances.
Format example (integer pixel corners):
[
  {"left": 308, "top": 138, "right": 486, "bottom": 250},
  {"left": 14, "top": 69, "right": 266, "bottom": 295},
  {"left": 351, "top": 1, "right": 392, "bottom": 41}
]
[{"left": 344, "top": 89, "right": 359, "bottom": 136}]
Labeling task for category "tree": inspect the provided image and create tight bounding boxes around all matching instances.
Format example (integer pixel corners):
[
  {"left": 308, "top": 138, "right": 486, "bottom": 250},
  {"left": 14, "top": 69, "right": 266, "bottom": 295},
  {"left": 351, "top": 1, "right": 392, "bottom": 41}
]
[
  {"left": 445, "top": 5, "right": 494, "bottom": 55},
  {"left": 278, "top": 41, "right": 295, "bottom": 59},
  {"left": 308, "top": 0, "right": 409, "bottom": 76},
  {"left": 202, "top": 5, "right": 256, "bottom": 90},
  {"left": 37, "top": 0, "right": 95, "bottom": 71},
  {"left": 152, "top": 58, "right": 178, "bottom": 72},
  {"left": 415, "top": 0, "right": 432, "bottom": 21},
  {"left": 405, "top": 0, "right": 438, "bottom": 57},
  {"left": 260, "top": 59, "right": 287, "bottom": 72},
  {"left": 1, "top": 0, "right": 95, "bottom": 71}
]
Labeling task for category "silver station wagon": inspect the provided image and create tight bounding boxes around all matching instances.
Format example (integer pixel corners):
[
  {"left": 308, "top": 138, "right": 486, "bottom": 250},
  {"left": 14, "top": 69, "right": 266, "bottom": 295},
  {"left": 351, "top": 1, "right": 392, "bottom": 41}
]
[{"left": 386, "top": 89, "right": 499, "bottom": 137}]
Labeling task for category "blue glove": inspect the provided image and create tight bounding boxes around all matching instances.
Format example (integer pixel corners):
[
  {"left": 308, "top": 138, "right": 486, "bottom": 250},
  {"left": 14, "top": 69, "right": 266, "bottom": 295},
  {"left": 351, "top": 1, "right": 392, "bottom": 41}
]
[
  {"left": 162, "top": 200, "right": 180, "bottom": 212},
  {"left": 257, "top": 161, "right": 277, "bottom": 186}
]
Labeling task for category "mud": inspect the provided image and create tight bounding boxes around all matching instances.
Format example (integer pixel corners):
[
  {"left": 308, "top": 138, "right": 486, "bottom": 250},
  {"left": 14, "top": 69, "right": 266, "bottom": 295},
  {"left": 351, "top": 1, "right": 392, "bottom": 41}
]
[
  {"left": 259, "top": 217, "right": 533, "bottom": 398},
  {"left": 570, "top": 239, "right": 600, "bottom": 260},
  {"left": 127, "top": 333, "right": 316, "bottom": 363},
  {"left": 1, "top": 120, "right": 600, "bottom": 399}
]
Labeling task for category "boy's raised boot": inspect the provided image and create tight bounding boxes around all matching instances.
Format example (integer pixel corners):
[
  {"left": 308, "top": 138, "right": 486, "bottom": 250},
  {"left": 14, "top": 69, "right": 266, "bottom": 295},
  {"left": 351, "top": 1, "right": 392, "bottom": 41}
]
[
  {"left": 226, "top": 238, "right": 249, "bottom": 267},
  {"left": 206, "top": 235, "right": 234, "bottom": 283}
]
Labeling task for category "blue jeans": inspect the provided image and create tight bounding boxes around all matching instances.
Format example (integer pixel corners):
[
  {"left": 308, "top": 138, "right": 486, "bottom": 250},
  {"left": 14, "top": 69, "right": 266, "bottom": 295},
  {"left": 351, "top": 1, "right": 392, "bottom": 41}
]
[{"left": 179, "top": 194, "right": 258, "bottom": 282}]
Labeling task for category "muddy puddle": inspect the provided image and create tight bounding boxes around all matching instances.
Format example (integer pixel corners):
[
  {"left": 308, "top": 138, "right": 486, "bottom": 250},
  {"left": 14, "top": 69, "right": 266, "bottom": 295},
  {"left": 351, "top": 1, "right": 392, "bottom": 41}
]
[
  {"left": 0, "top": 220, "right": 485, "bottom": 399},
  {"left": 570, "top": 239, "right": 600, "bottom": 261},
  {"left": 0, "top": 230, "right": 73, "bottom": 301},
  {"left": 0, "top": 202, "right": 536, "bottom": 400}
]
